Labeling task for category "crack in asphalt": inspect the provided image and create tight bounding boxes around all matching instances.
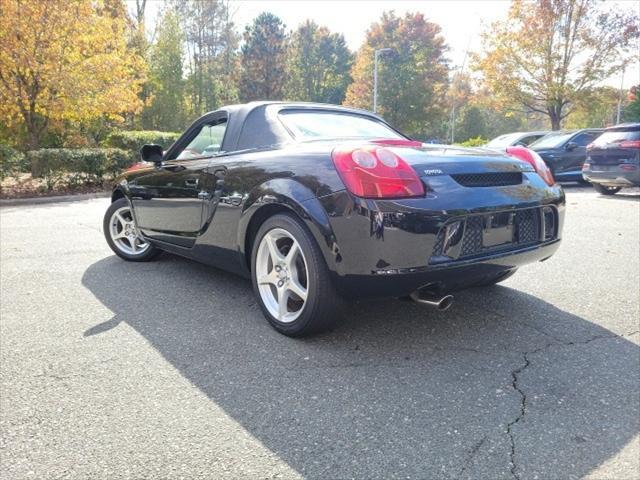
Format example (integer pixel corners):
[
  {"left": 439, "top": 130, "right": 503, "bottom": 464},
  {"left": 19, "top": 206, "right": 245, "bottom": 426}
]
[{"left": 506, "top": 330, "right": 639, "bottom": 480}]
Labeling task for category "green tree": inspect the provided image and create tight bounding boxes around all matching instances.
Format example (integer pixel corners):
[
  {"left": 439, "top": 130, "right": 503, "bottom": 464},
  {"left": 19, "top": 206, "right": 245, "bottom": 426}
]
[
  {"left": 240, "top": 12, "right": 287, "bottom": 101},
  {"left": 623, "top": 85, "right": 640, "bottom": 122},
  {"left": 474, "top": 0, "right": 639, "bottom": 130},
  {"left": 286, "top": 20, "right": 353, "bottom": 104},
  {"left": 565, "top": 86, "right": 620, "bottom": 128},
  {"left": 457, "top": 106, "right": 487, "bottom": 142},
  {"left": 142, "top": 9, "right": 186, "bottom": 131},
  {"left": 344, "top": 11, "right": 449, "bottom": 138},
  {"left": 174, "top": 0, "right": 240, "bottom": 116}
]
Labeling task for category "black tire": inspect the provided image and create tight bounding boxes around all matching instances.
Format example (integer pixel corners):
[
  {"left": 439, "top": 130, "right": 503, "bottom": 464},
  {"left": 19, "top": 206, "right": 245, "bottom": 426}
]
[
  {"left": 475, "top": 269, "right": 518, "bottom": 287},
  {"left": 251, "top": 212, "right": 343, "bottom": 337},
  {"left": 592, "top": 184, "right": 621, "bottom": 195},
  {"left": 103, "top": 198, "right": 161, "bottom": 262}
]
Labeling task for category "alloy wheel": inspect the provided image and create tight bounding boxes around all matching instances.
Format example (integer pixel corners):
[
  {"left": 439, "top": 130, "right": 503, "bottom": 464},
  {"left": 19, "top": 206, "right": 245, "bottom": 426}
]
[
  {"left": 108, "top": 206, "right": 150, "bottom": 256},
  {"left": 255, "top": 228, "right": 309, "bottom": 323}
]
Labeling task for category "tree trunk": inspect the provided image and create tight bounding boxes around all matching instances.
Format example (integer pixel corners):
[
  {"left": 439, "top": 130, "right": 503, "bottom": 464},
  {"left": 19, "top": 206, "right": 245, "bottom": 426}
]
[
  {"left": 26, "top": 119, "right": 43, "bottom": 178},
  {"left": 549, "top": 102, "right": 564, "bottom": 131}
]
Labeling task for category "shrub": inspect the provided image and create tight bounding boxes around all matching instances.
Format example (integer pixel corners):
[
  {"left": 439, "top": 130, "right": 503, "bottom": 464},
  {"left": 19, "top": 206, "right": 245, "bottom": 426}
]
[
  {"left": 26, "top": 148, "right": 131, "bottom": 190},
  {"left": 456, "top": 136, "right": 488, "bottom": 148},
  {"left": 0, "top": 144, "right": 28, "bottom": 181},
  {"left": 103, "top": 130, "right": 181, "bottom": 160}
]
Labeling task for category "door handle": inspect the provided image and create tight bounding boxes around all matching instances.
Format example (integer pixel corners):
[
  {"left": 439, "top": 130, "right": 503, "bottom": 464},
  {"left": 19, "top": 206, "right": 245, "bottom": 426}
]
[{"left": 185, "top": 178, "right": 199, "bottom": 187}]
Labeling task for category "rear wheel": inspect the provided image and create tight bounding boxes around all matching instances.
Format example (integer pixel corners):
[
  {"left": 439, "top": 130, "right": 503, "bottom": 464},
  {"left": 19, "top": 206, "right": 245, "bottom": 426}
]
[
  {"left": 251, "top": 213, "right": 342, "bottom": 337},
  {"left": 593, "top": 184, "right": 621, "bottom": 195},
  {"left": 103, "top": 198, "right": 160, "bottom": 262}
]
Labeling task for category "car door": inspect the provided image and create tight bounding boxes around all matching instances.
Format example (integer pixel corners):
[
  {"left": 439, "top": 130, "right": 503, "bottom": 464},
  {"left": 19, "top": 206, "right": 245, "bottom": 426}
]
[
  {"left": 557, "top": 132, "right": 598, "bottom": 174},
  {"left": 130, "top": 118, "right": 228, "bottom": 247}
]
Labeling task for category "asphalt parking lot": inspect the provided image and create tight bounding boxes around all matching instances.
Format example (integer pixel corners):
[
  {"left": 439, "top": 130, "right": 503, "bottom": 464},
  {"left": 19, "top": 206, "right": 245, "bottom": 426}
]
[{"left": 1, "top": 186, "right": 639, "bottom": 479}]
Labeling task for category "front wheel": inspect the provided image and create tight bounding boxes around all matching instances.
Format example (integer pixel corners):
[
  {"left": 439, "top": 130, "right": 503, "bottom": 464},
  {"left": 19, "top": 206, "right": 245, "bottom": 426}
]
[
  {"left": 593, "top": 184, "right": 621, "bottom": 195},
  {"left": 103, "top": 198, "right": 160, "bottom": 262},
  {"left": 251, "top": 213, "right": 343, "bottom": 337}
]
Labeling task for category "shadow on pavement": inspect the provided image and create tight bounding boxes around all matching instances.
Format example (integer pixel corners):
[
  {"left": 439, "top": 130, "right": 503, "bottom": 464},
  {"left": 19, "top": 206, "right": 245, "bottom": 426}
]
[{"left": 82, "top": 254, "right": 639, "bottom": 479}]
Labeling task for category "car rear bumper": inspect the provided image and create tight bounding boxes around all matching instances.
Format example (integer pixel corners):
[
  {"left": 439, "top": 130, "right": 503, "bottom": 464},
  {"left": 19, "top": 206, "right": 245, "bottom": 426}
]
[
  {"left": 331, "top": 239, "right": 561, "bottom": 297},
  {"left": 317, "top": 182, "right": 565, "bottom": 298},
  {"left": 582, "top": 165, "right": 640, "bottom": 187}
]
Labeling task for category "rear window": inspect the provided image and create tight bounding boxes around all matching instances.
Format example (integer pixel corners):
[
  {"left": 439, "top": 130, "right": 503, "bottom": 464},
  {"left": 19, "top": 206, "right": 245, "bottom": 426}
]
[
  {"left": 486, "top": 133, "right": 521, "bottom": 148},
  {"left": 592, "top": 129, "right": 640, "bottom": 146},
  {"left": 278, "top": 110, "right": 404, "bottom": 141}
]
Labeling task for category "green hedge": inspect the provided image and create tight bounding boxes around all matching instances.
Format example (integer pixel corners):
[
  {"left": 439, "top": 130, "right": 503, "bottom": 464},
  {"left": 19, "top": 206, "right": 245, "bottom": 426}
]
[
  {"left": 455, "top": 136, "right": 488, "bottom": 148},
  {"left": 0, "top": 144, "right": 28, "bottom": 181},
  {"left": 27, "top": 148, "right": 132, "bottom": 190},
  {"left": 103, "top": 130, "right": 180, "bottom": 160}
]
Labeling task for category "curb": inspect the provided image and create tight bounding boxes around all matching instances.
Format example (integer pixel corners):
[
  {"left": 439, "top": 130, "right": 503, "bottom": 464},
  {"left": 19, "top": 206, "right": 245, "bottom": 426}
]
[{"left": 0, "top": 191, "right": 110, "bottom": 207}]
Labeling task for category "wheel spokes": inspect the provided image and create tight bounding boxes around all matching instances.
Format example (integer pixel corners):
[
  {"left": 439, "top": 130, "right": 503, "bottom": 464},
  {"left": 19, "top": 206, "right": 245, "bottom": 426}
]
[
  {"left": 115, "top": 212, "right": 128, "bottom": 227},
  {"left": 277, "top": 287, "right": 290, "bottom": 320},
  {"left": 265, "top": 233, "right": 285, "bottom": 264},
  {"left": 284, "top": 240, "right": 299, "bottom": 271},
  {"left": 258, "top": 271, "right": 278, "bottom": 286},
  {"left": 288, "top": 277, "right": 307, "bottom": 301},
  {"left": 256, "top": 227, "right": 309, "bottom": 323},
  {"left": 110, "top": 206, "right": 149, "bottom": 256}
]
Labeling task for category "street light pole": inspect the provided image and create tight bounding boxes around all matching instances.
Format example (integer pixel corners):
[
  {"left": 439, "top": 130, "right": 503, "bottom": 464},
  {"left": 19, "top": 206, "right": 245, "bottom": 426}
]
[
  {"left": 373, "top": 48, "right": 393, "bottom": 113},
  {"left": 616, "top": 66, "right": 626, "bottom": 124}
]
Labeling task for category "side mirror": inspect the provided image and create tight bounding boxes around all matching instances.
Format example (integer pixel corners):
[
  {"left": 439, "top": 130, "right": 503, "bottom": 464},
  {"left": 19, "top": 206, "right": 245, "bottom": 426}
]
[
  {"left": 565, "top": 142, "right": 578, "bottom": 151},
  {"left": 140, "top": 144, "right": 164, "bottom": 164}
]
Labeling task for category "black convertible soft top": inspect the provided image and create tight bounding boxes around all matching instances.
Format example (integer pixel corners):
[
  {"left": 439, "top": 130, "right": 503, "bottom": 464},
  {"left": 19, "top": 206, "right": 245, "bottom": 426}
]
[{"left": 173, "top": 101, "right": 400, "bottom": 155}]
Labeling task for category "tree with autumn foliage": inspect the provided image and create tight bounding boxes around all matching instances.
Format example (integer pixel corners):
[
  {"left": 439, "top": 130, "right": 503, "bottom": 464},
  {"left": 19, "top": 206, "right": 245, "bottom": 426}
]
[
  {"left": 285, "top": 21, "right": 353, "bottom": 104},
  {"left": 474, "top": 0, "right": 639, "bottom": 130},
  {"left": 0, "top": 0, "right": 144, "bottom": 151},
  {"left": 344, "top": 11, "right": 449, "bottom": 138},
  {"left": 240, "top": 12, "right": 288, "bottom": 102},
  {"left": 141, "top": 9, "right": 187, "bottom": 131},
  {"left": 623, "top": 85, "right": 640, "bottom": 122}
]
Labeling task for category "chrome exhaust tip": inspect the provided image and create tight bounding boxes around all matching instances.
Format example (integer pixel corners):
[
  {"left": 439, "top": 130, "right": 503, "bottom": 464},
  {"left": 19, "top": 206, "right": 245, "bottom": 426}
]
[{"left": 409, "top": 288, "right": 454, "bottom": 311}]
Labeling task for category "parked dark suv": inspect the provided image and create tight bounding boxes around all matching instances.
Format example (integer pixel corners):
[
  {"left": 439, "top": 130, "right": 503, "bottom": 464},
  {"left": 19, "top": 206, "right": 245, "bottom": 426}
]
[
  {"left": 530, "top": 128, "right": 604, "bottom": 182},
  {"left": 582, "top": 123, "right": 640, "bottom": 195}
]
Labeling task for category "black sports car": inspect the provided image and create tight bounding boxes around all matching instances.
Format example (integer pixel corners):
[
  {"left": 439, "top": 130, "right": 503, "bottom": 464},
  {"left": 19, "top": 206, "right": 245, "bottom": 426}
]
[{"left": 104, "top": 102, "right": 565, "bottom": 336}]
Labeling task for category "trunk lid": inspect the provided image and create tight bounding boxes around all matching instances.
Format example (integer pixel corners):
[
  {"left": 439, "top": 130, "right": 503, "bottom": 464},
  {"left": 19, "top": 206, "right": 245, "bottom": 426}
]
[{"left": 387, "top": 144, "right": 533, "bottom": 187}]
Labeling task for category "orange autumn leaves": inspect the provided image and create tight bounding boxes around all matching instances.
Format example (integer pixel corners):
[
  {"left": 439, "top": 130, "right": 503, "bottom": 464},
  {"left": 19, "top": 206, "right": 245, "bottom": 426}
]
[{"left": 0, "top": 0, "right": 144, "bottom": 147}]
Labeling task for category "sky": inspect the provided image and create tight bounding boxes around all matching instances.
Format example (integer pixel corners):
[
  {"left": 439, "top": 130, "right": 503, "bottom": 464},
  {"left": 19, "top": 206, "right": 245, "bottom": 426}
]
[{"left": 136, "top": 0, "right": 640, "bottom": 89}]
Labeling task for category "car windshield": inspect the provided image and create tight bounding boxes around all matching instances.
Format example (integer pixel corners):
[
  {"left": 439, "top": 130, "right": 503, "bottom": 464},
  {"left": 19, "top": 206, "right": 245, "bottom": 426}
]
[
  {"left": 278, "top": 110, "right": 404, "bottom": 141},
  {"left": 530, "top": 132, "right": 575, "bottom": 149},
  {"left": 592, "top": 129, "right": 640, "bottom": 146},
  {"left": 486, "top": 133, "right": 522, "bottom": 148}
]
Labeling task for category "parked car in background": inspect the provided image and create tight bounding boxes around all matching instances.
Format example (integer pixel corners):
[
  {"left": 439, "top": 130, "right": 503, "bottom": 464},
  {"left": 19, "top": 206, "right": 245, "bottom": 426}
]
[
  {"left": 582, "top": 123, "right": 640, "bottom": 195},
  {"left": 485, "top": 131, "right": 549, "bottom": 148},
  {"left": 529, "top": 128, "right": 604, "bottom": 182}
]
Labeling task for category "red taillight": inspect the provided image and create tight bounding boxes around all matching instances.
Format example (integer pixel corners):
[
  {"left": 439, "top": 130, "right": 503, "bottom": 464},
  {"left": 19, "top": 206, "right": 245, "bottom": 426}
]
[
  {"left": 506, "top": 146, "right": 555, "bottom": 186},
  {"left": 332, "top": 145, "right": 425, "bottom": 198},
  {"left": 619, "top": 140, "right": 640, "bottom": 148},
  {"left": 620, "top": 164, "right": 638, "bottom": 171}
]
